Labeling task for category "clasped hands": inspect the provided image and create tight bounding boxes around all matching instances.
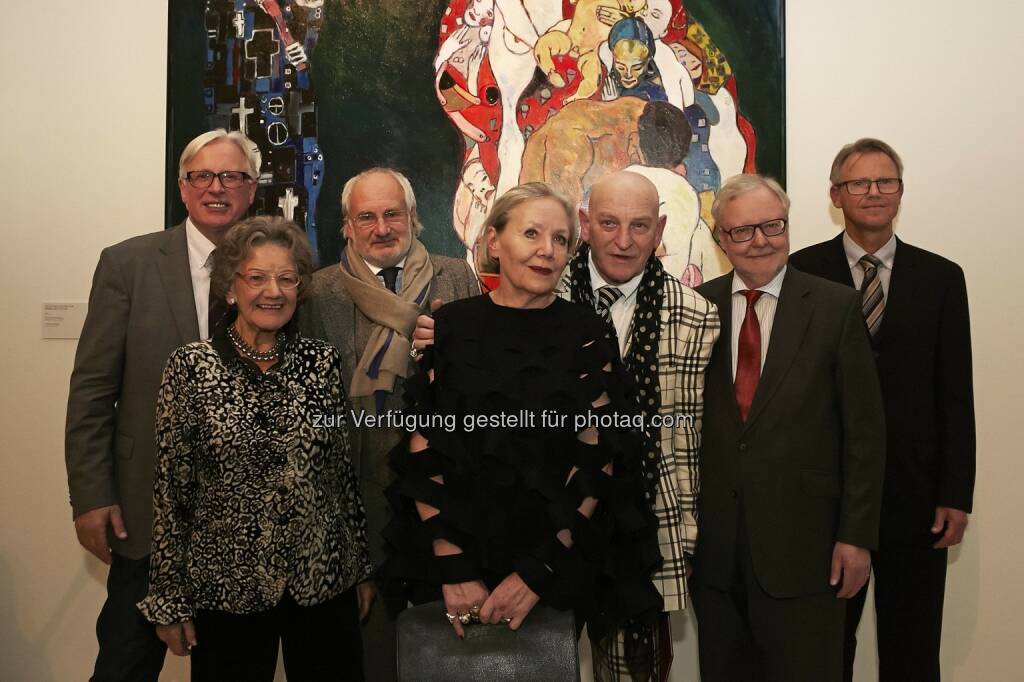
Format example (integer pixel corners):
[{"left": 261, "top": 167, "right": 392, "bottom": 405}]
[{"left": 442, "top": 573, "right": 539, "bottom": 638}]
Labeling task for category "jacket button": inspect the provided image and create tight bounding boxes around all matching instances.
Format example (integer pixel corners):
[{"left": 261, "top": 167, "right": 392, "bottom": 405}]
[
  {"left": 277, "top": 486, "right": 288, "bottom": 496},
  {"left": 738, "top": 443, "right": 748, "bottom": 453}
]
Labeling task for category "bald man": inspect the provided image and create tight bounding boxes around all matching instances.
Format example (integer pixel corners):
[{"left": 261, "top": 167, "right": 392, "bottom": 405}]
[{"left": 567, "top": 172, "right": 720, "bottom": 680}]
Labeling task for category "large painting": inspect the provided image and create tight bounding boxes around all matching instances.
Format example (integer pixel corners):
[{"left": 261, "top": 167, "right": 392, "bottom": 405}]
[{"left": 167, "top": 0, "right": 784, "bottom": 285}]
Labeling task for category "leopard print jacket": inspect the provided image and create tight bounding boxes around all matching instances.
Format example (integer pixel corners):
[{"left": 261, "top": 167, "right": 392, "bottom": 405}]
[{"left": 137, "top": 327, "right": 372, "bottom": 625}]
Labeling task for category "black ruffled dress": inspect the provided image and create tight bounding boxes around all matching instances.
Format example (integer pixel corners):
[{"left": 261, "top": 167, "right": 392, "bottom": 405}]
[{"left": 381, "top": 294, "right": 662, "bottom": 637}]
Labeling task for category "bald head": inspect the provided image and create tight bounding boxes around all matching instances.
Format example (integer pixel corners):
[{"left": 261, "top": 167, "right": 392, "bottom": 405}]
[
  {"left": 589, "top": 171, "right": 660, "bottom": 214},
  {"left": 581, "top": 171, "right": 666, "bottom": 284}
]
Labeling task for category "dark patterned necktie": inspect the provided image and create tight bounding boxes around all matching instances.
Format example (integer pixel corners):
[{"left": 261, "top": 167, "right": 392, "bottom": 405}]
[
  {"left": 859, "top": 254, "right": 884, "bottom": 336},
  {"left": 596, "top": 285, "right": 623, "bottom": 324},
  {"left": 380, "top": 266, "right": 401, "bottom": 293},
  {"left": 734, "top": 289, "right": 763, "bottom": 422},
  {"left": 207, "top": 250, "right": 225, "bottom": 338}
]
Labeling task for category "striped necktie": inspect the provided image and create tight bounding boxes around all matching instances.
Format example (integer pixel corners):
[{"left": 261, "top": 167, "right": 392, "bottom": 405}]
[
  {"left": 859, "top": 254, "right": 884, "bottom": 336},
  {"left": 596, "top": 285, "right": 623, "bottom": 324}
]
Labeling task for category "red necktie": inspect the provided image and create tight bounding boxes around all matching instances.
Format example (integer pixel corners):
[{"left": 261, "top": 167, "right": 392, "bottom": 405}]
[{"left": 735, "top": 290, "right": 763, "bottom": 422}]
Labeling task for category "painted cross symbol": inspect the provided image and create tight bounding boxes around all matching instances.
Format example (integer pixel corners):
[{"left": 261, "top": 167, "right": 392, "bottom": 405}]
[
  {"left": 232, "top": 11, "right": 245, "bottom": 38},
  {"left": 233, "top": 97, "right": 255, "bottom": 137},
  {"left": 278, "top": 188, "right": 299, "bottom": 221}
]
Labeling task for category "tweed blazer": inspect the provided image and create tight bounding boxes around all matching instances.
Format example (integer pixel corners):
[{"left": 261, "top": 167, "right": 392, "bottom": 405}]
[
  {"left": 297, "top": 253, "right": 480, "bottom": 487},
  {"left": 65, "top": 223, "right": 200, "bottom": 559}
]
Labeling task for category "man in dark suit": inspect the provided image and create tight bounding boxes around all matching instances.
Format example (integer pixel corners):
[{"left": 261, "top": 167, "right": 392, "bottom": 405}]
[
  {"left": 790, "top": 138, "right": 975, "bottom": 682},
  {"left": 65, "top": 129, "right": 259, "bottom": 680},
  {"left": 298, "top": 167, "right": 479, "bottom": 682},
  {"left": 691, "top": 174, "right": 886, "bottom": 682}
]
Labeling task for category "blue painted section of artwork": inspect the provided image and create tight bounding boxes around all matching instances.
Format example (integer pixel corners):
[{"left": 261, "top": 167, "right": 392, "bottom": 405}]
[{"left": 201, "top": 0, "right": 324, "bottom": 263}]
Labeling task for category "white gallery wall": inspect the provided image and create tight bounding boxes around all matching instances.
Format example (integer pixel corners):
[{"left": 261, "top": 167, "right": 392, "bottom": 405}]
[{"left": 1, "top": 1, "right": 1021, "bottom": 680}]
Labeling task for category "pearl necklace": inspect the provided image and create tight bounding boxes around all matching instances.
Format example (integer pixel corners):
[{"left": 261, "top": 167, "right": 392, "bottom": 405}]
[{"left": 227, "top": 324, "right": 282, "bottom": 362}]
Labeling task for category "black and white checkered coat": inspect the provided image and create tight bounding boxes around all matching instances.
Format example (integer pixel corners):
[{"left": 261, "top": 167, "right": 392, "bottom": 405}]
[{"left": 561, "top": 272, "right": 720, "bottom": 611}]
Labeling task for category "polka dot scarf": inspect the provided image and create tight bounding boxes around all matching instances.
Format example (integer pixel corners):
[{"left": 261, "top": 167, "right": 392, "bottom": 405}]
[{"left": 568, "top": 244, "right": 665, "bottom": 505}]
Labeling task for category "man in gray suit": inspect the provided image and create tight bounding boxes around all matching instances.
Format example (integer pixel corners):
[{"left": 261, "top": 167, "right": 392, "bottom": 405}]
[
  {"left": 65, "top": 129, "right": 259, "bottom": 681},
  {"left": 299, "top": 167, "right": 479, "bottom": 682}
]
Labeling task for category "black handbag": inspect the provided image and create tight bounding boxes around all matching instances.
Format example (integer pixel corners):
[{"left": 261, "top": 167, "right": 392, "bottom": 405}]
[{"left": 396, "top": 601, "right": 581, "bottom": 681}]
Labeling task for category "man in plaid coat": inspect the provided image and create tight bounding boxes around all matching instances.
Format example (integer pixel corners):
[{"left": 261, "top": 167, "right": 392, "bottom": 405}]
[{"left": 568, "top": 171, "right": 720, "bottom": 681}]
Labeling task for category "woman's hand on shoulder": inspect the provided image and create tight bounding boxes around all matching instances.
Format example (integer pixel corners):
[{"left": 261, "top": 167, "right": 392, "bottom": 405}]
[
  {"left": 442, "top": 580, "right": 490, "bottom": 639},
  {"left": 156, "top": 620, "right": 197, "bottom": 656},
  {"left": 480, "top": 572, "right": 539, "bottom": 631}
]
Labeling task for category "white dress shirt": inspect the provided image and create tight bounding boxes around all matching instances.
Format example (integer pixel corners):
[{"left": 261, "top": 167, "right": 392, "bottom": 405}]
[
  {"left": 843, "top": 231, "right": 896, "bottom": 296},
  {"left": 588, "top": 252, "right": 644, "bottom": 357},
  {"left": 185, "top": 219, "right": 217, "bottom": 339},
  {"left": 730, "top": 266, "right": 786, "bottom": 381}
]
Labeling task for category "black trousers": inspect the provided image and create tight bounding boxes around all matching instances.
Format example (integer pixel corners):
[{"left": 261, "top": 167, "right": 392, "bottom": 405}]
[
  {"left": 361, "top": 477, "right": 398, "bottom": 682},
  {"left": 844, "top": 544, "right": 948, "bottom": 682},
  {"left": 191, "top": 588, "right": 363, "bottom": 682},
  {"left": 91, "top": 554, "right": 166, "bottom": 682},
  {"left": 690, "top": 518, "right": 844, "bottom": 682}
]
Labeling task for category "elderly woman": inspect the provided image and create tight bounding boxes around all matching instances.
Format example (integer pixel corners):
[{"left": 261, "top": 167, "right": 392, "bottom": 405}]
[
  {"left": 382, "top": 183, "right": 661, "bottom": 648},
  {"left": 137, "top": 216, "right": 372, "bottom": 681}
]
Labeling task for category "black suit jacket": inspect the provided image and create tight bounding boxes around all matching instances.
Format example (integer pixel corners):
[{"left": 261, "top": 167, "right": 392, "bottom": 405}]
[
  {"left": 695, "top": 267, "right": 886, "bottom": 597},
  {"left": 790, "top": 235, "right": 975, "bottom": 546}
]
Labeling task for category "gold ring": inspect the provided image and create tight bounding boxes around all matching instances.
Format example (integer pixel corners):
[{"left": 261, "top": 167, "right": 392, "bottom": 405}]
[
  {"left": 459, "top": 612, "right": 472, "bottom": 626},
  {"left": 502, "top": 617, "right": 512, "bottom": 624},
  {"left": 470, "top": 605, "right": 481, "bottom": 623},
  {"left": 445, "top": 612, "right": 457, "bottom": 624}
]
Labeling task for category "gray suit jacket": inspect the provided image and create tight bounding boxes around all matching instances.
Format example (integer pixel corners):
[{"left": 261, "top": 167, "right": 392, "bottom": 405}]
[
  {"left": 695, "top": 267, "right": 886, "bottom": 597},
  {"left": 65, "top": 223, "right": 199, "bottom": 559}
]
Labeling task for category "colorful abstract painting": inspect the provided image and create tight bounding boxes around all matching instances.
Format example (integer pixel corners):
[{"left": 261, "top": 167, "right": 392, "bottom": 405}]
[{"left": 167, "top": 0, "right": 784, "bottom": 282}]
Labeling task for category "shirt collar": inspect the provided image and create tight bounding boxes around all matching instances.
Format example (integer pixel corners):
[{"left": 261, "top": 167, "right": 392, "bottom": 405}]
[
  {"left": 731, "top": 264, "right": 787, "bottom": 298},
  {"left": 588, "top": 251, "right": 644, "bottom": 300},
  {"left": 843, "top": 231, "right": 896, "bottom": 271},
  {"left": 185, "top": 218, "right": 217, "bottom": 270},
  {"left": 362, "top": 256, "right": 407, "bottom": 276}
]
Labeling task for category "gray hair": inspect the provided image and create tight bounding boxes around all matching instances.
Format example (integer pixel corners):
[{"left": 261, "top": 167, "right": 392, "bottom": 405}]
[
  {"left": 479, "top": 182, "right": 579, "bottom": 273},
  {"left": 340, "top": 168, "right": 425, "bottom": 236},
  {"left": 178, "top": 129, "right": 261, "bottom": 180},
  {"left": 829, "top": 138, "right": 904, "bottom": 184},
  {"left": 711, "top": 174, "right": 791, "bottom": 227},
  {"left": 211, "top": 216, "right": 314, "bottom": 302}
]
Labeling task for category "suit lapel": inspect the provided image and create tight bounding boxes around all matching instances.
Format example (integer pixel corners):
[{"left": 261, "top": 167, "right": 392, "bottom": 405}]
[
  {"left": 157, "top": 223, "right": 200, "bottom": 343},
  {"left": 703, "top": 274, "right": 743, "bottom": 427},
  {"left": 875, "top": 237, "right": 913, "bottom": 345},
  {"left": 744, "top": 268, "right": 813, "bottom": 430},
  {"left": 325, "top": 270, "right": 358, "bottom": 359},
  {"left": 824, "top": 233, "right": 855, "bottom": 287}
]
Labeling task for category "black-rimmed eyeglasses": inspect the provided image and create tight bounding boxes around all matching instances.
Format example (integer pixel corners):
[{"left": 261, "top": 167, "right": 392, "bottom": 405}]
[
  {"left": 719, "top": 218, "right": 788, "bottom": 243},
  {"left": 184, "top": 170, "right": 253, "bottom": 189},
  {"left": 835, "top": 178, "right": 903, "bottom": 195}
]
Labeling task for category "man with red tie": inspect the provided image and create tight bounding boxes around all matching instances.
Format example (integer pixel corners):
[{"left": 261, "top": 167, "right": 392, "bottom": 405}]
[{"left": 691, "top": 174, "right": 886, "bottom": 682}]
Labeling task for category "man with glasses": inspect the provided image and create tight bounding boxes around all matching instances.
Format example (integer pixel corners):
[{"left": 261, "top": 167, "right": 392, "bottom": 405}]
[
  {"left": 691, "top": 174, "right": 886, "bottom": 682},
  {"left": 790, "top": 138, "right": 975, "bottom": 682},
  {"left": 65, "top": 129, "right": 259, "bottom": 680},
  {"left": 298, "top": 167, "right": 478, "bottom": 682}
]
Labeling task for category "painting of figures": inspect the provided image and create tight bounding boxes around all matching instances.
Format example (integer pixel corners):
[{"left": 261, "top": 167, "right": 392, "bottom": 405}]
[{"left": 167, "top": 0, "right": 784, "bottom": 281}]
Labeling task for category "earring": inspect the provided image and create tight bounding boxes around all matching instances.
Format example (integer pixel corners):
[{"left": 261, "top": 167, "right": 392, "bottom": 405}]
[{"left": 227, "top": 296, "right": 236, "bottom": 305}]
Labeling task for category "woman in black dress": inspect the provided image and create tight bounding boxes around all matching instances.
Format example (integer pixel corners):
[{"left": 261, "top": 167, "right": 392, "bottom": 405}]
[{"left": 382, "top": 183, "right": 660, "bottom": 644}]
